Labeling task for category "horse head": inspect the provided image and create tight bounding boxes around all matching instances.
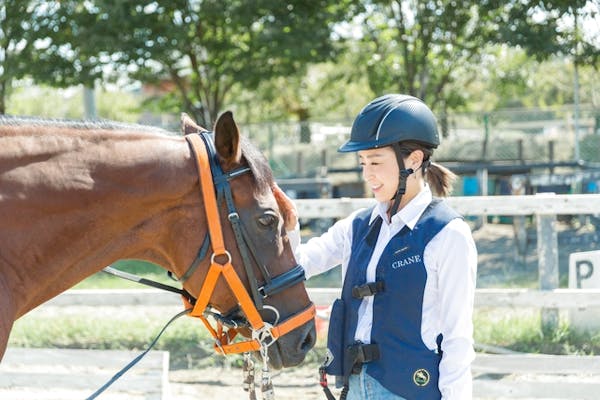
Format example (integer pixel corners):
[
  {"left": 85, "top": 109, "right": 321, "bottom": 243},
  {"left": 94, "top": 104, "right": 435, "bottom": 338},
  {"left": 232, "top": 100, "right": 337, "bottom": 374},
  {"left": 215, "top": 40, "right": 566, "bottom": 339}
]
[{"left": 180, "top": 111, "right": 316, "bottom": 369}]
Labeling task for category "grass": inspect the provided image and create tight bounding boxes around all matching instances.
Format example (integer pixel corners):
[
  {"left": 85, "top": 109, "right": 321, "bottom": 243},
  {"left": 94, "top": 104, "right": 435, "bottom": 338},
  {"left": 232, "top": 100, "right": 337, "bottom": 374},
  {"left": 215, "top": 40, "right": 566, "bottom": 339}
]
[{"left": 474, "top": 309, "right": 600, "bottom": 355}]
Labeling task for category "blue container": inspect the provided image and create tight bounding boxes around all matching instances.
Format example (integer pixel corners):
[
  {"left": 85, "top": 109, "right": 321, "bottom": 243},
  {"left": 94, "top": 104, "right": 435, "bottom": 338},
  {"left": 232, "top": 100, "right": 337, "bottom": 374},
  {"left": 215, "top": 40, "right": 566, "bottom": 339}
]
[{"left": 463, "top": 176, "right": 479, "bottom": 196}]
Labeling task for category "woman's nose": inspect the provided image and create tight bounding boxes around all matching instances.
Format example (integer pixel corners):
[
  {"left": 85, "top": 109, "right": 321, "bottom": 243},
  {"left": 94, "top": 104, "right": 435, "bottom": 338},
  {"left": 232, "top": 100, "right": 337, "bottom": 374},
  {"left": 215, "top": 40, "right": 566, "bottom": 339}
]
[{"left": 362, "top": 165, "right": 372, "bottom": 180}]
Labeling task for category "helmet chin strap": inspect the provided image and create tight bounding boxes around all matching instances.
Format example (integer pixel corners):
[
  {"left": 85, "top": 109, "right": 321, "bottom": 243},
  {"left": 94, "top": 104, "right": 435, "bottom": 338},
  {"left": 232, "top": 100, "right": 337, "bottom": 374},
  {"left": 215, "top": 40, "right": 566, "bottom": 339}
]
[
  {"left": 388, "top": 168, "right": 413, "bottom": 217},
  {"left": 388, "top": 142, "right": 413, "bottom": 217}
]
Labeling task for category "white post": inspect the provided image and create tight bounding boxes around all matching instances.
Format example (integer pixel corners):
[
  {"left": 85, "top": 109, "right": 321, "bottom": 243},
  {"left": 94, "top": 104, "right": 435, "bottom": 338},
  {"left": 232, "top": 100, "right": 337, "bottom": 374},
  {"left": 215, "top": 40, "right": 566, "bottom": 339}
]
[
  {"left": 83, "top": 85, "right": 97, "bottom": 120},
  {"left": 477, "top": 168, "right": 488, "bottom": 227}
]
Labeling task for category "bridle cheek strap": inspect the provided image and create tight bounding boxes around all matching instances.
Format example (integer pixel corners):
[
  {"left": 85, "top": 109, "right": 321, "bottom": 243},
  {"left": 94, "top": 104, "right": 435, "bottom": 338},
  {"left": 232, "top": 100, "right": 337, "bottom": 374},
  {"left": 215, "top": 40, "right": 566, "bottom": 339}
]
[{"left": 184, "top": 134, "right": 315, "bottom": 355}]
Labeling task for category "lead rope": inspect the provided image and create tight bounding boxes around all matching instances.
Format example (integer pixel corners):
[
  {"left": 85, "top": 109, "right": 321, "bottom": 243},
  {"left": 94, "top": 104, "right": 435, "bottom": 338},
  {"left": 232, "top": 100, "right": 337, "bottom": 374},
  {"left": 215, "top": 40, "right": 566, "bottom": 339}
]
[{"left": 86, "top": 308, "right": 190, "bottom": 400}]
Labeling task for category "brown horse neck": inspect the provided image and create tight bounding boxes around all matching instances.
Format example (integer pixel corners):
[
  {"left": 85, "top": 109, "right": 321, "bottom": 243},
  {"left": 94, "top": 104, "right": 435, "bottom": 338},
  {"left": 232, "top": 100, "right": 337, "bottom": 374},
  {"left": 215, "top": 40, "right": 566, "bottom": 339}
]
[{"left": 0, "top": 126, "right": 205, "bottom": 318}]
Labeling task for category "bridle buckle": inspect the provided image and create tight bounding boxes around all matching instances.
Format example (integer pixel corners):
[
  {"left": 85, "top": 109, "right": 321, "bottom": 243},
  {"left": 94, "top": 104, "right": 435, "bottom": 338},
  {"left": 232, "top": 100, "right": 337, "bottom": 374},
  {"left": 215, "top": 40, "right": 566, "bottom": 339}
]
[{"left": 252, "top": 323, "right": 276, "bottom": 348}]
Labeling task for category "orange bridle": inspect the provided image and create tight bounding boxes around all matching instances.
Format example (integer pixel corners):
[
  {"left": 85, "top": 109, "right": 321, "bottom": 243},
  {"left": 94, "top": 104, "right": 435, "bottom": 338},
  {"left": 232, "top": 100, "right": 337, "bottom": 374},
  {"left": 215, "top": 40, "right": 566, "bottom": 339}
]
[{"left": 183, "top": 133, "right": 315, "bottom": 355}]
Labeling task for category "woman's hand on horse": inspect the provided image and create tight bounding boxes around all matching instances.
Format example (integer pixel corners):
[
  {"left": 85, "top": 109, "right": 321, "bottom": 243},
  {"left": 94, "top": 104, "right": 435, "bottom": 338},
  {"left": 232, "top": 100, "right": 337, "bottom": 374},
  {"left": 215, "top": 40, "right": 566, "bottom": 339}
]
[{"left": 272, "top": 183, "right": 298, "bottom": 232}]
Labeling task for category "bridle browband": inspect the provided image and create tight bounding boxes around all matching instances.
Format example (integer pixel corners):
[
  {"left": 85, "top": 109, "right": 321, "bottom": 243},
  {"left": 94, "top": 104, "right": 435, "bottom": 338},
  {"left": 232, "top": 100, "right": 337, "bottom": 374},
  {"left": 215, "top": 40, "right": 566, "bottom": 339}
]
[{"left": 181, "top": 131, "right": 315, "bottom": 355}]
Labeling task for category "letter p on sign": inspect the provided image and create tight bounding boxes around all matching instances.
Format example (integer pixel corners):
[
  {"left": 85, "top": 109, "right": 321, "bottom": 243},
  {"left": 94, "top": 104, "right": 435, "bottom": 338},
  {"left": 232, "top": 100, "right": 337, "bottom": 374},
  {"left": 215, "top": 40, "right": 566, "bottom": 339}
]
[
  {"left": 569, "top": 250, "right": 600, "bottom": 332},
  {"left": 569, "top": 250, "right": 600, "bottom": 289}
]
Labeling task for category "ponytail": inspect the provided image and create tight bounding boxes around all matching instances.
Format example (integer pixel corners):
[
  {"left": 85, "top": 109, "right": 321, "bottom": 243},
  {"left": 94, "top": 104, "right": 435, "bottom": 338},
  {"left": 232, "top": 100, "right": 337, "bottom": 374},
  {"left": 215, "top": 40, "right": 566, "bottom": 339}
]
[
  {"left": 425, "top": 161, "right": 456, "bottom": 197},
  {"left": 396, "top": 140, "right": 456, "bottom": 197}
]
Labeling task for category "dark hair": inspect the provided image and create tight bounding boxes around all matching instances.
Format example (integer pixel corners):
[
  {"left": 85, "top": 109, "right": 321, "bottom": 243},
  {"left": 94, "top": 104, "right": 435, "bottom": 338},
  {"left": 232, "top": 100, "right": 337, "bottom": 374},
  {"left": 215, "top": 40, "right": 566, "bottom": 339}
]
[{"left": 396, "top": 141, "right": 456, "bottom": 197}]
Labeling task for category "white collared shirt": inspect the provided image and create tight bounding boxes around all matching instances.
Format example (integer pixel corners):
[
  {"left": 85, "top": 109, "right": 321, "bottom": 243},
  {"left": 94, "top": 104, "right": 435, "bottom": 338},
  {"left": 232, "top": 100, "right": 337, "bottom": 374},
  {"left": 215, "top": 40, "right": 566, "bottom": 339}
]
[{"left": 289, "top": 185, "right": 477, "bottom": 400}]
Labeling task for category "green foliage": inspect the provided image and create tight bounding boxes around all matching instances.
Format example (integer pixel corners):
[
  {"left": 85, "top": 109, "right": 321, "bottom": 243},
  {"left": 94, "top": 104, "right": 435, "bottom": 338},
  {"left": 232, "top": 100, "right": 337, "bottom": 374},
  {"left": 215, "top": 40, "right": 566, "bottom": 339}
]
[
  {"left": 348, "top": 0, "right": 504, "bottom": 111},
  {"left": 340, "top": 1, "right": 599, "bottom": 115},
  {"left": 0, "top": 1, "right": 60, "bottom": 113},
  {"left": 489, "top": 1, "right": 599, "bottom": 67},
  {"left": 10, "top": 307, "right": 600, "bottom": 371},
  {"left": 6, "top": 84, "right": 142, "bottom": 121},
  {"left": 40, "top": 0, "right": 358, "bottom": 127},
  {"left": 2, "top": 1, "right": 598, "bottom": 125}
]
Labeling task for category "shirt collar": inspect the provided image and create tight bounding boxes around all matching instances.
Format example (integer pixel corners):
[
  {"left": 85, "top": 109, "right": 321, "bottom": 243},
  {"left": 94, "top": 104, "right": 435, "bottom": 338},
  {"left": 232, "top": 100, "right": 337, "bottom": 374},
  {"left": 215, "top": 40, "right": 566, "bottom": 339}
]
[{"left": 369, "top": 184, "right": 433, "bottom": 230}]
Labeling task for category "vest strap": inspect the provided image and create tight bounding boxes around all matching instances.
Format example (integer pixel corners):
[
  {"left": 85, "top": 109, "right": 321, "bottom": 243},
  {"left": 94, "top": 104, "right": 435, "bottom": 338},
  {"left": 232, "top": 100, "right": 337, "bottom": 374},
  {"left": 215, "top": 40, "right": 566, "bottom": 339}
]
[
  {"left": 348, "top": 342, "right": 380, "bottom": 364},
  {"left": 352, "top": 281, "right": 385, "bottom": 298}
]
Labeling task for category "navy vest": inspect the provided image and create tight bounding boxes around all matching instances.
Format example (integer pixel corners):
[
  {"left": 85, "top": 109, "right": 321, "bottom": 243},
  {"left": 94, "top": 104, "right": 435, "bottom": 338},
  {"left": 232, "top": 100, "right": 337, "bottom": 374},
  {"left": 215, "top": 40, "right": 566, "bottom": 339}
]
[{"left": 326, "top": 199, "right": 460, "bottom": 399}]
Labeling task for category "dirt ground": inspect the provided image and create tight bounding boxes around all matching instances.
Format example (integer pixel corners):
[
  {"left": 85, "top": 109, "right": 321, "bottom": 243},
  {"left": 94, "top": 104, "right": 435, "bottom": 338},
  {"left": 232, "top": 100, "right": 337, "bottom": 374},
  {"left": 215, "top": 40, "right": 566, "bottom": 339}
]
[{"left": 169, "top": 365, "right": 338, "bottom": 400}]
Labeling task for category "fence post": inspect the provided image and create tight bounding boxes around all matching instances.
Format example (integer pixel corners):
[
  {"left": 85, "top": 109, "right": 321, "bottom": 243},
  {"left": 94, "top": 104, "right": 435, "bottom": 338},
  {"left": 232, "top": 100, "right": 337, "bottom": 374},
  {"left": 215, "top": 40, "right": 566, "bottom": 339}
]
[
  {"left": 296, "top": 152, "right": 304, "bottom": 176},
  {"left": 537, "top": 200, "right": 559, "bottom": 334},
  {"left": 83, "top": 85, "right": 97, "bottom": 120},
  {"left": 477, "top": 168, "right": 488, "bottom": 227}
]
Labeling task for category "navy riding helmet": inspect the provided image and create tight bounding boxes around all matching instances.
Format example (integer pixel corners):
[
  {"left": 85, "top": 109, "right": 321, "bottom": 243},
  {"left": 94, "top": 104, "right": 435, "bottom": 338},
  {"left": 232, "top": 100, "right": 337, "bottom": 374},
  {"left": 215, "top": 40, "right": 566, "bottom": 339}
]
[{"left": 339, "top": 94, "right": 439, "bottom": 153}]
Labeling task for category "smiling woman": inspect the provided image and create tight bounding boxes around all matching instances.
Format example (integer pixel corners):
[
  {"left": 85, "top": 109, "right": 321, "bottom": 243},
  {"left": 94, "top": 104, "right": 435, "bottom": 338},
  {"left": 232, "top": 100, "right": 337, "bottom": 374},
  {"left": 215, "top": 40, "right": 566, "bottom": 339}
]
[
  {"left": 0, "top": 112, "right": 316, "bottom": 371},
  {"left": 274, "top": 94, "right": 477, "bottom": 400}
]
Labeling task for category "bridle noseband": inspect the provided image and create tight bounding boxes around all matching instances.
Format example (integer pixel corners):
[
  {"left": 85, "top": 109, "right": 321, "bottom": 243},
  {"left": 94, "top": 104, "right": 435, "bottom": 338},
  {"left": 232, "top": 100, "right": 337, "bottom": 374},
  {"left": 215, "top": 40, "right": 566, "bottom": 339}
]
[{"left": 181, "top": 132, "right": 315, "bottom": 355}]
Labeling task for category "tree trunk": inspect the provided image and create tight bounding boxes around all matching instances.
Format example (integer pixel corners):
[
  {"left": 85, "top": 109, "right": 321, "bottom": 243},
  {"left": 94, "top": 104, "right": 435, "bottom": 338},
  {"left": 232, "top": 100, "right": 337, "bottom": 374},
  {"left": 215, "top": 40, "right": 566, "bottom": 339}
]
[
  {"left": 0, "top": 81, "right": 6, "bottom": 114},
  {"left": 297, "top": 107, "right": 311, "bottom": 144}
]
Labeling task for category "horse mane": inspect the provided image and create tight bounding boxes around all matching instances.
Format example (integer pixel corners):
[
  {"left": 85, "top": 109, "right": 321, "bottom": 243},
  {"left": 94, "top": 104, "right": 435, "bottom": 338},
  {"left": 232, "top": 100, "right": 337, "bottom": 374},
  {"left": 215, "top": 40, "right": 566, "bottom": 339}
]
[
  {"left": 1, "top": 114, "right": 274, "bottom": 193},
  {"left": 240, "top": 136, "right": 274, "bottom": 194},
  {"left": 0, "top": 114, "right": 176, "bottom": 136}
]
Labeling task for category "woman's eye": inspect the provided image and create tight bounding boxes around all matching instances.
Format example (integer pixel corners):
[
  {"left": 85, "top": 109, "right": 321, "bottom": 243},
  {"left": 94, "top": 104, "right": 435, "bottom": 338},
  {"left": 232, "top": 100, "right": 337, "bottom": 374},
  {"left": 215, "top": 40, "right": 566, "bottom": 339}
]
[{"left": 258, "top": 212, "right": 278, "bottom": 228}]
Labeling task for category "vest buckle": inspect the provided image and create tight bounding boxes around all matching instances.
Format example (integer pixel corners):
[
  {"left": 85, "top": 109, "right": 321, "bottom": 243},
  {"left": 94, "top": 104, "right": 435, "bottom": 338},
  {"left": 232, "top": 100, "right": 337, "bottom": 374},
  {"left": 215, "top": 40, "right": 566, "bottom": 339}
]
[
  {"left": 347, "top": 341, "right": 380, "bottom": 374},
  {"left": 351, "top": 281, "right": 385, "bottom": 298}
]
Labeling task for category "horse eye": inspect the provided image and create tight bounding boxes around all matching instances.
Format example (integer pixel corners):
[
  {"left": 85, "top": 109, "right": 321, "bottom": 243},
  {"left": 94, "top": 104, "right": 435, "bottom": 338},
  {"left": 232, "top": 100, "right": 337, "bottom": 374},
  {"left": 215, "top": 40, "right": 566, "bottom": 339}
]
[{"left": 258, "top": 212, "right": 278, "bottom": 228}]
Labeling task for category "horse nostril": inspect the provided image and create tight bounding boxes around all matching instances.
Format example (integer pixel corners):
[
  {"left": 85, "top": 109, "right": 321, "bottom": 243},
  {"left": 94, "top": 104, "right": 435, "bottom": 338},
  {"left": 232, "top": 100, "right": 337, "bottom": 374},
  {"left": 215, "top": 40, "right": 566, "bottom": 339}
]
[{"left": 300, "top": 329, "right": 316, "bottom": 352}]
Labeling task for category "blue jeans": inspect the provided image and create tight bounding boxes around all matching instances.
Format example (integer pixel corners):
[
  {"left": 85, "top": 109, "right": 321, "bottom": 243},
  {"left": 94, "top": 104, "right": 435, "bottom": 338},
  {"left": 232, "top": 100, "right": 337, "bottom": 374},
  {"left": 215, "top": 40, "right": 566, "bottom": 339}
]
[{"left": 346, "top": 366, "right": 407, "bottom": 400}]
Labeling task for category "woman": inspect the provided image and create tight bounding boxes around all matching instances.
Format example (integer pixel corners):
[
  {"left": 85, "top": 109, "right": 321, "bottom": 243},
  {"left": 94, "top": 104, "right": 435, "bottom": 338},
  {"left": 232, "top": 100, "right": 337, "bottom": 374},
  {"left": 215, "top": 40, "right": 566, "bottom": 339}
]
[{"left": 274, "top": 94, "right": 477, "bottom": 400}]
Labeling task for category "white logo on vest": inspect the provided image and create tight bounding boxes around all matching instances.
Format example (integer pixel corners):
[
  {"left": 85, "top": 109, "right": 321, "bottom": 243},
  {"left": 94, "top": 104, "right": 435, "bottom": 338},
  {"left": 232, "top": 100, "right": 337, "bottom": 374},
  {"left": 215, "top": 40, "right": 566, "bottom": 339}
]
[{"left": 391, "top": 254, "right": 421, "bottom": 269}]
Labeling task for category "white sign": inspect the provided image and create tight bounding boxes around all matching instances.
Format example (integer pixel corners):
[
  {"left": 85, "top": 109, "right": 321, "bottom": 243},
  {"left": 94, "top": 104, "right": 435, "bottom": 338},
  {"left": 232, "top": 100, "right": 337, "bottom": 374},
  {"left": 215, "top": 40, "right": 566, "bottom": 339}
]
[
  {"left": 569, "top": 250, "right": 600, "bottom": 289},
  {"left": 569, "top": 250, "right": 600, "bottom": 331}
]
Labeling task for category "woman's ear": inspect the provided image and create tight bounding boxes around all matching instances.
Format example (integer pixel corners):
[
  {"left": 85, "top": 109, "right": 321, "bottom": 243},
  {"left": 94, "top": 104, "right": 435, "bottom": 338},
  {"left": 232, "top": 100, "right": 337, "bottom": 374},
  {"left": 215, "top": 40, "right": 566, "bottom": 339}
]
[{"left": 407, "top": 149, "right": 425, "bottom": 170}]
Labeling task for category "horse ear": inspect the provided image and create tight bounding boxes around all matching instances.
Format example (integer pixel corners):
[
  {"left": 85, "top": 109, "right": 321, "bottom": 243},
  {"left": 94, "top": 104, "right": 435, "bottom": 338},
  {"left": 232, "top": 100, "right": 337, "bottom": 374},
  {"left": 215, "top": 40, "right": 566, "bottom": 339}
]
[
  {"left": 180, "top": 113, "right": 208, "bottom": 135},
  {"left": 214, "top": 111, "right": 241, "bottom": 165}
]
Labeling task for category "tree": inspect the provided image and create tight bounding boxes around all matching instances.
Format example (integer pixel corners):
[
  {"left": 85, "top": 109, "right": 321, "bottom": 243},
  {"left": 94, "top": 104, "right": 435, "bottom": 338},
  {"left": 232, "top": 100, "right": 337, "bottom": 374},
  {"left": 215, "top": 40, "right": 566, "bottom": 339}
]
[
  {"left": 45, "top": 0, "right": 359, "bottom": 127},
  {"left": 346, "top": 0, "right": 504, "bottom": 113},
  {"left": 345, "top": 1, "right": 598, "bottom": 117},
  {"left": 0, "top": 1, "right": 49, "bottom": 114},
  {"left": 1, "top": 0, "right": 110, "bottom": 115},
  {"left": 490, "top": 0, "right": 599, "bottom": 68}
]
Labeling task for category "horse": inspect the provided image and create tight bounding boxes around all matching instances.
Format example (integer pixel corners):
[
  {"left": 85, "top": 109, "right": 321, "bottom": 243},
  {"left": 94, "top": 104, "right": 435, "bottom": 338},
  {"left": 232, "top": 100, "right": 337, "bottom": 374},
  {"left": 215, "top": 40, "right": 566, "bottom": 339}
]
[{"left": 0, "top": 112, "right": 316, "bottom": 371}]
